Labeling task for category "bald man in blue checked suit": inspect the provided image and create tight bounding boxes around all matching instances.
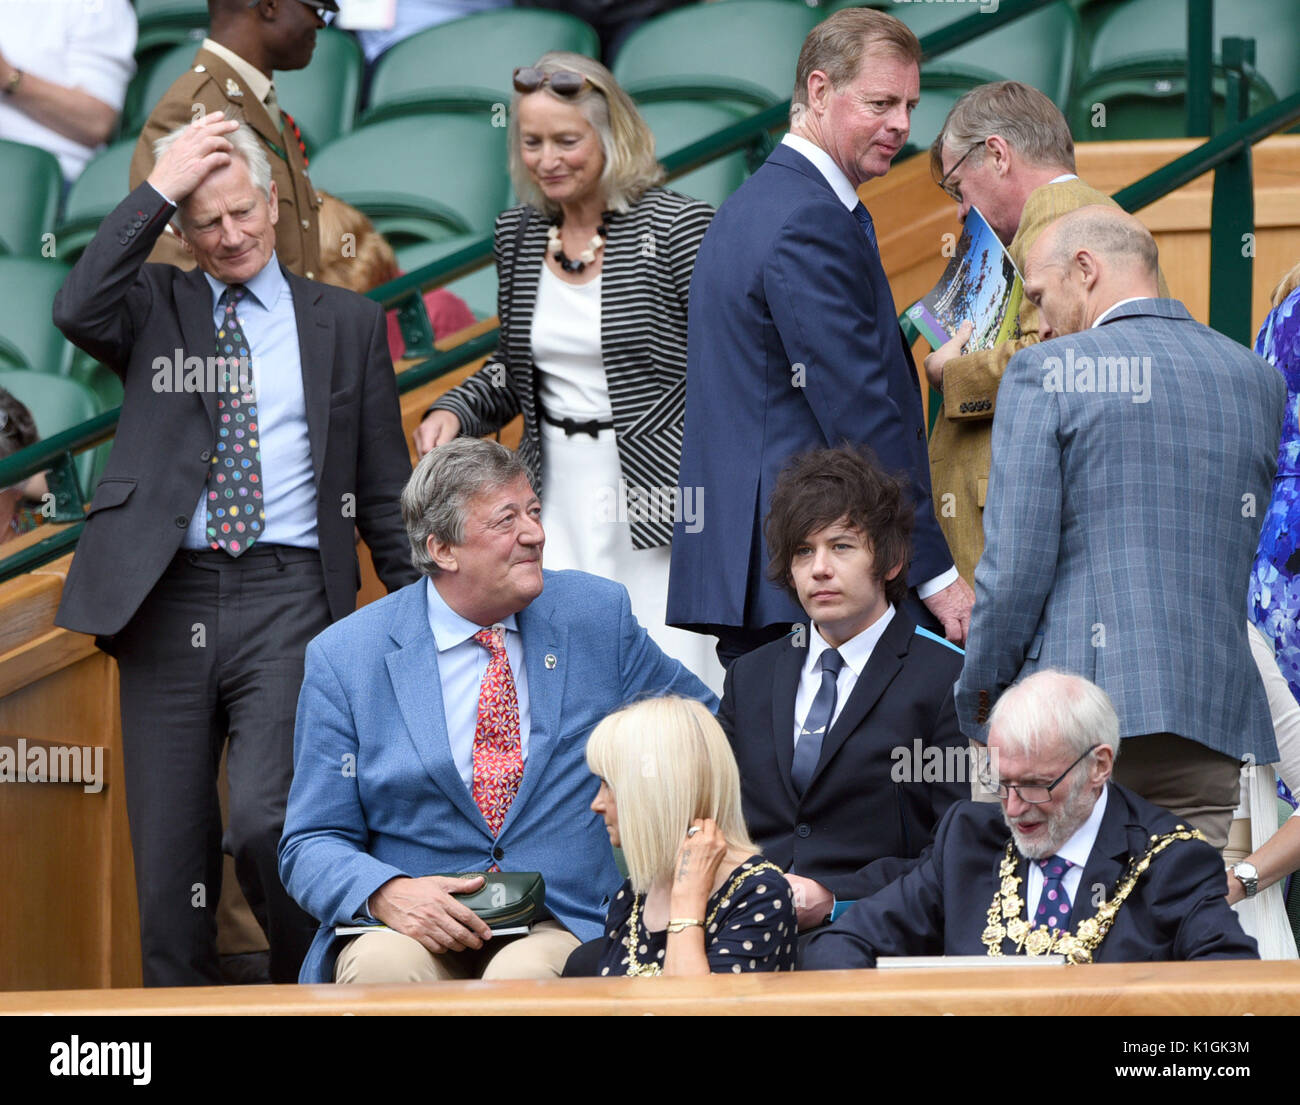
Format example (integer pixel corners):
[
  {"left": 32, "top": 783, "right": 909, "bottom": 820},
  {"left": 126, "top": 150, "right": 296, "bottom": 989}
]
[
  {"left": 956, "top": 206, "right": 1286, "bottom": 851},
  {"left": 280, "top": 439, "right": 715, "bottom": 983}
]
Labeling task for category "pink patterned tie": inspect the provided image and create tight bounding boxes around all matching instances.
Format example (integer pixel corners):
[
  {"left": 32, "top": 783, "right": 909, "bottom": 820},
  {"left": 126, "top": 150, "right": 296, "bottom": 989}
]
[{"left": 471, "top": 626, "right": 524, "bottom": 840}]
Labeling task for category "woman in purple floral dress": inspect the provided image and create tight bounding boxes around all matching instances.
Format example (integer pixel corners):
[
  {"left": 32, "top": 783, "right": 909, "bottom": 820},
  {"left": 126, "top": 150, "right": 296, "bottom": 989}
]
[{"left": 1249, "top": 262, "right": 1300, "bottom": 805}]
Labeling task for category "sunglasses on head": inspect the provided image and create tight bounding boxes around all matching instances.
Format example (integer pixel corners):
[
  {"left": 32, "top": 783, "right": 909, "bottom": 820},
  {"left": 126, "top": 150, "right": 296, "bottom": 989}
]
[{"left": 512, "top": 67, "right": 592, "bottom": 97}]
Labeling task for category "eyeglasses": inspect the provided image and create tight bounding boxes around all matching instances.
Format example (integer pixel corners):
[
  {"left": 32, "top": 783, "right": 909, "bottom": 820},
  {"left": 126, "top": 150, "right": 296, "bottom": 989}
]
[
  {"left": 979, "top": 744, "right": 1102, "bottom": 805},
  {"left": 247, "top": 0, "right": 337, "bottom": 24},
  {"left": 937, "top": 141, "right": 983, "bottom": 202},
  {"left": 513, "top": 67, "right": 592, "bottom": 98}
]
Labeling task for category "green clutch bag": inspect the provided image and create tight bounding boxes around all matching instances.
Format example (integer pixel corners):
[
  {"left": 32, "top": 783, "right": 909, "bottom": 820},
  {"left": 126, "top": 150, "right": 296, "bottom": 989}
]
[{"left": 442, "top": 871, "right": 546, "bottom": 930}]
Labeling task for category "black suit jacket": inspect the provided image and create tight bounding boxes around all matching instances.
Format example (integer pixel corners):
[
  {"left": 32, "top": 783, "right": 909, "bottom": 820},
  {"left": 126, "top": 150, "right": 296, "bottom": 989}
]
[
  {"left": 802, "top": 782, "right": 1259, "bottom": 968},
  {"left": 719, "top": 610, "right": 966, "bottom": 902},
  {"left": 51, "top": 183, "right": 417, "bottom": 638}
]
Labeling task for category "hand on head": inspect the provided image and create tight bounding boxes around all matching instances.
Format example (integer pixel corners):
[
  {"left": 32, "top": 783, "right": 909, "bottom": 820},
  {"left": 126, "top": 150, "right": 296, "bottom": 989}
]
[
  {"left": 146, "top": 111, "right": 240, "bottom": 205},
  {"left": 669, "top": 818, "right": 729, "bottom": 917}
]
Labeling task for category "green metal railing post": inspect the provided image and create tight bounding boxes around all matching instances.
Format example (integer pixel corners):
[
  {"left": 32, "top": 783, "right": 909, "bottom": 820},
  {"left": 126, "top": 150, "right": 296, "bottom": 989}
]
[
  {"left": 1208, "top": 37, "right": 1257, "bottom": 345},
  {"left": 1187, "top": 0, "right": 1214, "bottom": 138}
]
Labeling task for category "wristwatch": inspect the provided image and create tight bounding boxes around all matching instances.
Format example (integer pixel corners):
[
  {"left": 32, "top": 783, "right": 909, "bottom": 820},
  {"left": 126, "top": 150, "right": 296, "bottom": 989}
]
[
  {"left": 1230, "top": 861, "right": 1259, "bottom": 898},
  {"left": 4, "top": 68, "right": 23, "bottom": 96}
]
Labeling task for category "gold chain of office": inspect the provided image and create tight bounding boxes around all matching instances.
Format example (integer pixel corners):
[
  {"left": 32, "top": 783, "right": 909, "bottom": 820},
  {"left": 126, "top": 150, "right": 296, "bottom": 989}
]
[
  {"left": 623, "top": 860, "right": 785, "bottom": 977},
  {"left": 981, "top": 827, "right": 1207, "bottom": 964}
]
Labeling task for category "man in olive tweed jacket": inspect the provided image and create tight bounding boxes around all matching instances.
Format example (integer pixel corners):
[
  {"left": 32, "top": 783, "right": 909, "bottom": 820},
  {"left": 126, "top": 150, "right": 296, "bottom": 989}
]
[{"left": 924, "top": 83, "right": 1168, "bottom": 584}]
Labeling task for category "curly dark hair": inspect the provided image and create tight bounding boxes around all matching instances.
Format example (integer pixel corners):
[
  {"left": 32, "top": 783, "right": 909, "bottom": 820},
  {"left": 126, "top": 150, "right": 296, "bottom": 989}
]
[
  {"left": 764, "top": 445, "right": 914, "bottom": 609},
  {"left": 0, "top": 388, "right": 37, "bottom": 461}
]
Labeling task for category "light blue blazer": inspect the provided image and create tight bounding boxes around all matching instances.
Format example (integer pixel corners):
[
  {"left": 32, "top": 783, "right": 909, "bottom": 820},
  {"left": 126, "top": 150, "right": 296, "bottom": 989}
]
[{"left": 279, "top": 569, "right": 717, "bottom": 983}]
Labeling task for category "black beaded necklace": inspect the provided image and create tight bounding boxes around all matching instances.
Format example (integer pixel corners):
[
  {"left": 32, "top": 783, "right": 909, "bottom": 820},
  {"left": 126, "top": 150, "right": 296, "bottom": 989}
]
[{"left": 547, "top": 214, "right": 609, "bottom": 274}]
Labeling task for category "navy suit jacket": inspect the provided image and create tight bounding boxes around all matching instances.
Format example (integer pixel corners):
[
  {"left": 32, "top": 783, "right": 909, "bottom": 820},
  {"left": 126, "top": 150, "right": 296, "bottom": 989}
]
[
  {"left": 279, "top": 570, "right": 717, "bottom": 983},
  {"left": 802, "top": 782, "right": 1258, "bottom": 968},
  {"left": 719, "top": 611, "right": 966, "bottom": 901},
  {"left": 667, "top": 143, "right": 952, "bottom": 633}
]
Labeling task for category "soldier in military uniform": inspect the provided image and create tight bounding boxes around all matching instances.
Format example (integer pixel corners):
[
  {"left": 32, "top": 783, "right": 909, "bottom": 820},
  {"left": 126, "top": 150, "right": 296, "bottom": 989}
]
[{"left": 129, "top": 0, "right": 333, "bottom": 279}]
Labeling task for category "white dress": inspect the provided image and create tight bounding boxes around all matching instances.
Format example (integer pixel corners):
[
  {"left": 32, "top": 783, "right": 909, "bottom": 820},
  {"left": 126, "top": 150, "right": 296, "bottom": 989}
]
[{"left": 531, "top": 263, "right": 724, "bottom": 695}]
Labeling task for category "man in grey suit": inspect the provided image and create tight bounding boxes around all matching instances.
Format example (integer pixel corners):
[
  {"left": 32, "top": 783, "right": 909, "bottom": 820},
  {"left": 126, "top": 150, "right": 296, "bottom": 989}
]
[{"left": 956, "top": 206, "right": 1285, "bottom": 850}]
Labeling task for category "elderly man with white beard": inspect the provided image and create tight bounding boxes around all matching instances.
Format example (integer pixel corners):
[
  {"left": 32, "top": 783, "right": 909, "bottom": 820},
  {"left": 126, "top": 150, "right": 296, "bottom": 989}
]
[{"left": 802, "top": 670, "right": 1257, "bottom": 967}]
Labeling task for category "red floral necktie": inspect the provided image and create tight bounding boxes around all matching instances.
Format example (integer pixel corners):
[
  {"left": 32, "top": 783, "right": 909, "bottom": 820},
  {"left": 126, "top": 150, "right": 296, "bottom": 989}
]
[{"left": 471, "top": 626, "right": 524, "bottom": 838}]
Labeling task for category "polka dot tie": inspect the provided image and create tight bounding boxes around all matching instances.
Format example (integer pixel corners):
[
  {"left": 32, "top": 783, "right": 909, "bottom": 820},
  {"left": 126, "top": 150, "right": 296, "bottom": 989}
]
[
  {"left": 206, "top": 285, "right": 264, "bottom": 556},
  {"left": 471, "top": 626, "right": 524, "bottom": 843},
  {"left": 1035, "top": 854, "right": 1075, "bottom": 930}
]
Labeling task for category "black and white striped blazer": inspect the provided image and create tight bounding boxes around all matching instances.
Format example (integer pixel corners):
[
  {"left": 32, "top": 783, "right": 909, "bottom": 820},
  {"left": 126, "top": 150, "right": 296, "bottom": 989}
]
[{"left": 430, "top": 188, "right": 714, "bottom": 548}]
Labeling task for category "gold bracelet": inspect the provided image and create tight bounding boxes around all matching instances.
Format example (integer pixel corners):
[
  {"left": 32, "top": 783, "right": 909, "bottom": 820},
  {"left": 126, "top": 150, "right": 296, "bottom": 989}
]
[
  {"left": 666, "top": 918, "right": 702, "bottom": 934},
  {"left": 4, "top": 68, "right": 23, "bottom": 96}
]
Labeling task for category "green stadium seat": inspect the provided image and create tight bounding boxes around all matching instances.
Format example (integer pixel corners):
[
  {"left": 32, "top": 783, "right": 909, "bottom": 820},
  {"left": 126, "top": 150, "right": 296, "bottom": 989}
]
[
  {"left": 640, "top": 100, "right": 750, "bottom": 209},
  {"left": 900, "top": 77, "right": 970, "bottom": 160},
  {"left": 121, "top": 29, "right": 205, "bottom": 136},
  {"left": 0, "top": 140, "right": 61, "bottom": 258},
  {"left": 0, "top": 259, "right": 75, "bottom": 377},
  {"left": 134, "top": 0, "right": 209, "bottom": 64},
  {"left": 364, "top": 10, "right": 600, "bottom": 125},
  {"left": 127, "top": 29, "right": 363, "bottom": 153},
  {"left": 614, "top": 0, "right": 821, "bottom": 111},
  {"left": 309, "top": 115, "right": 511, "bottom": 248},
  {"left": 0, "top": 370, "right": 102, "bottom": 495},
  {"left": 1074, "top": 0, "right": 1293, "bottom": 141},
  {"left": 56, "top": 139, "right": 138, "bottom": 262}
]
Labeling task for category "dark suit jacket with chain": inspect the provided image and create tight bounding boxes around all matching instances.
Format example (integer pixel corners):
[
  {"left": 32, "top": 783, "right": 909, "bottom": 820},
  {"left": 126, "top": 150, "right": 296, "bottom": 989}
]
[
  {"left": 129, "top": 46, "right": 322, "bottom": 279},
  {"left": 719, "top": 610, "right": 966, "bottom": 903},
  {"left": 427, "top": 189, "right": 713, "bottom": 549},
  {"left": 51, "top": 183, "right": 416, "bottom": 639},
  {"left": 802, "top": 782, "right": 1258, "bottom": 968}
]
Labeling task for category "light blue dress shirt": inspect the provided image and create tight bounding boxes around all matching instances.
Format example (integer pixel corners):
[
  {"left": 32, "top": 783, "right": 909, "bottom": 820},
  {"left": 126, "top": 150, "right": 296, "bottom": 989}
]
[
  {"left": 183, "top": 256, "right": 319, "bottom": 550},
  {"left": 424, "top": 576, "right": 531, "bottom": 791}
]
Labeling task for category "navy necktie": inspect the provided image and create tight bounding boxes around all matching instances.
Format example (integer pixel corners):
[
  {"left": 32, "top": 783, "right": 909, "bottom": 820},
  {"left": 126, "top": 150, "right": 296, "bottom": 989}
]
[
  {"left": 792, "top": 649, "right": 844, "bottom": 796},
  {"left": 1035, "top": 854, "right": 1075, "bottom": 930},
  {"left": 852, "top": 201, "right": 878, "bottom": 251}
]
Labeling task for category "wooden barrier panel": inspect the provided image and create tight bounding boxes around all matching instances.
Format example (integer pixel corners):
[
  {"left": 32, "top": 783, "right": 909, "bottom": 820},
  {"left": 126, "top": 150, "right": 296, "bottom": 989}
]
[
  {"left": 2, "top": 960, "right": 1299, "bottom": 1016},
  {"left": 0, "top": 557, "right": 138, "bottom": 991}
]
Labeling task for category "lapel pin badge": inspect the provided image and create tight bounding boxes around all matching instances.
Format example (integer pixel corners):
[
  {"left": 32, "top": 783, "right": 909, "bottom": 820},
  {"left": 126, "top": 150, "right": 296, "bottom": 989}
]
[
  {"left": 226, "top": 78, "right": 243, "bottom": 97},
  {"left": 544, "top": 653, "right": 557, "bottom": 670}
]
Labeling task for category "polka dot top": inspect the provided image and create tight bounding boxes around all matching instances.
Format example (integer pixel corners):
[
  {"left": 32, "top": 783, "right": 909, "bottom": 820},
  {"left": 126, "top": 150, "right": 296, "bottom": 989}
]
[{"left": 597, "top": 856, "right": 797, "bottom": 976}]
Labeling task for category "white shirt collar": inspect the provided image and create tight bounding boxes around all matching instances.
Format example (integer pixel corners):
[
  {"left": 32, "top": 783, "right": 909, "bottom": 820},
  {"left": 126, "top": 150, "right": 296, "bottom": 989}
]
[
  {"left": 1092, "top": 297, "right": 1153, "bottom": 328},
  {"left": 806, "top": 604, "right": 896, "bottom": 678},
  {"left": 1048, "top": 173, "right": 1080, "bottom": 184},
  {"left": 1053, "top": 784, "right": 1109, "bottom": 870},
  {"left": 781, "top": 133, "right": 861, "bottom": 213}
]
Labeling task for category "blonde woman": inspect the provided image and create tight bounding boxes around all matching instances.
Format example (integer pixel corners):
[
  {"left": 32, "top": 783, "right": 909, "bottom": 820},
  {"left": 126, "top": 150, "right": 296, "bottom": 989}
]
[
  {"left": 415, "top": 51, "right": 722, "bottom": 693},
  {"left": 584, "top": 697, "right": 795, "bottom": 976}
]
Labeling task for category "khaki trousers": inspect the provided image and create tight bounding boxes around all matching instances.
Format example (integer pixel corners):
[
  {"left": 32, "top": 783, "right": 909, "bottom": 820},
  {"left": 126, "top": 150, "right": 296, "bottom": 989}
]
[
  {"left": 1112, "top": 732, "right": 1241, "bottom": 852},
  {"left": 334, "top": 920, "right": 579, "bottom": 984}
]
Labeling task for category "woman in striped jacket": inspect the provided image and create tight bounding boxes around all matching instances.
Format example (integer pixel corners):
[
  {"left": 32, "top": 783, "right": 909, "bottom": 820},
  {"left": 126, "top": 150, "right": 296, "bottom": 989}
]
[{"left": 416, "top": 51, "right": 721, "bottom": 690}]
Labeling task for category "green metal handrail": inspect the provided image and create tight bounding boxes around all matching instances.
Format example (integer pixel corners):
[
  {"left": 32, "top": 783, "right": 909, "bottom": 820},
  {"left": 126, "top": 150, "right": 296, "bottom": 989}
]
[{"left": 1112, "top": 91, "right": 1300, "bottom": 212}]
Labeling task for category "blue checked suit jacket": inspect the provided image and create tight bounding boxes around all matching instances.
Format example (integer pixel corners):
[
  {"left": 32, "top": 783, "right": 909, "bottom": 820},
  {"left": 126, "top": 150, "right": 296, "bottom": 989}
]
[{"left": 955, "top": 299, "right": 1285, "bottom": 762}]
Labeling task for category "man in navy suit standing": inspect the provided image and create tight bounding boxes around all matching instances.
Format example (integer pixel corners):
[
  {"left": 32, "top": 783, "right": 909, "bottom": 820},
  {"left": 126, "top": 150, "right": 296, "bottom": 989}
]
[{"left": 668, "top": 7, "right": 972, "bottom": 668}]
